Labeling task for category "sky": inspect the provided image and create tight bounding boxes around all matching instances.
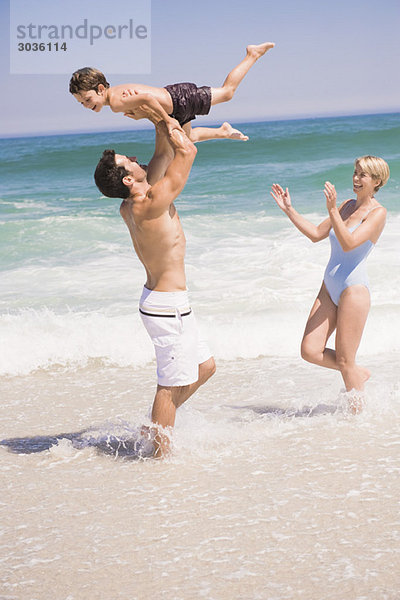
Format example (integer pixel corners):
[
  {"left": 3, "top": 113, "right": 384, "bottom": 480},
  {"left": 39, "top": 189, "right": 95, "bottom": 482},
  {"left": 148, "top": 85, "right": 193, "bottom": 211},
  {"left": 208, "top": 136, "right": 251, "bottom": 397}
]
[{"left": 0, "top": 0, "right": 399, "bottom": 137}]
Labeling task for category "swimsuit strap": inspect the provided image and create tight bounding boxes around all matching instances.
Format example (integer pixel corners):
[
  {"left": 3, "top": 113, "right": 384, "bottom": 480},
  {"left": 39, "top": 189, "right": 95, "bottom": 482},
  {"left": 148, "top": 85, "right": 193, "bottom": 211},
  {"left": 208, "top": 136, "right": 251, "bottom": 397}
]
[
  {"left": 347, "top": 202, "right": 381, "bottom": 228},
  {"left": 357, "top": 204, "right": 381, "bottom": 227},
  {"left": 365, "top": 205, "right": 380, "bottom": 215}
]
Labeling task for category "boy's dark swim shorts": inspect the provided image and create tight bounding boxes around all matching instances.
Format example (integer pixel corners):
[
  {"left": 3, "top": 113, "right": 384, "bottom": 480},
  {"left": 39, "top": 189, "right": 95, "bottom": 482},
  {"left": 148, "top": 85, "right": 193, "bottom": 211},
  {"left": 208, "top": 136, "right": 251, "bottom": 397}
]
[{"left": 164, "top": 82, "right": 212, "bottom": 126}]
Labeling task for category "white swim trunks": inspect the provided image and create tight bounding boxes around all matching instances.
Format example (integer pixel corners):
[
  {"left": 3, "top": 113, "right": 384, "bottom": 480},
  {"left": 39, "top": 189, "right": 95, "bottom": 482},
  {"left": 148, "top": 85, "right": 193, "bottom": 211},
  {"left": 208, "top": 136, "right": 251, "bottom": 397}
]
[{"left": 139, "top": 287, "right": 212, "bottom": 387}]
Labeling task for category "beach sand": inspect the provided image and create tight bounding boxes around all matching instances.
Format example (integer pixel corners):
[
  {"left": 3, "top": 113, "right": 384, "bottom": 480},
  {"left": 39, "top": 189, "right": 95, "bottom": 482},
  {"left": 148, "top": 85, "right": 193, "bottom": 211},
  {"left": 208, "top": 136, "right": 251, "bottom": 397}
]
[{"left": 1, "top": 356, "right": 399, "bottom": 599}]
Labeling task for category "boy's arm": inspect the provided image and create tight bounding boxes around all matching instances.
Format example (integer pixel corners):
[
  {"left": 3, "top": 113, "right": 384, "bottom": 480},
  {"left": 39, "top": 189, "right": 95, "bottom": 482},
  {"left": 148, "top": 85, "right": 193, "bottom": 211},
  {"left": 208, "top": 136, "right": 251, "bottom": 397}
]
[
  {"left": 111, "top": 89, "right": 176, "bottom": 129},
  {"left": 144, "top": 124, "right": 197, "bottom": 218}
]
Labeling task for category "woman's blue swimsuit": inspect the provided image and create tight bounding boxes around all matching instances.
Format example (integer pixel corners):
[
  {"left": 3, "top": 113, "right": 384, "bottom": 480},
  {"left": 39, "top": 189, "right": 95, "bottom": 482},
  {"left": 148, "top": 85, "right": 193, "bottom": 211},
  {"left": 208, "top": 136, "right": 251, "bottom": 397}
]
[{"left": 323, "top": 202, "right": 377, "bottom": 306}]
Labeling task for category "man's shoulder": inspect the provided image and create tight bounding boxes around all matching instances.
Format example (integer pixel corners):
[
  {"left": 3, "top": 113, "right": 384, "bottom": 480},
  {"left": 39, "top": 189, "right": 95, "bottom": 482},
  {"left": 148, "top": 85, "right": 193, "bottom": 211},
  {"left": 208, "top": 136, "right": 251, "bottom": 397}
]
[
  {"left": 120, "top": 193, "right": 153, "bottom": 219},
  {"left": 119, "top": 197, "right": 135, "bottom": 218}
]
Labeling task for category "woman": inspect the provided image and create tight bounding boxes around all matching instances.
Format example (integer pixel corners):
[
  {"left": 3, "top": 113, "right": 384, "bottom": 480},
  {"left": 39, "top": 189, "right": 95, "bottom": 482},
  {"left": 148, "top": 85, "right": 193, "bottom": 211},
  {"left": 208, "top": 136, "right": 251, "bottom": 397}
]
[{"left": 270, "top": 155, "right": 390, "bottom": 412}]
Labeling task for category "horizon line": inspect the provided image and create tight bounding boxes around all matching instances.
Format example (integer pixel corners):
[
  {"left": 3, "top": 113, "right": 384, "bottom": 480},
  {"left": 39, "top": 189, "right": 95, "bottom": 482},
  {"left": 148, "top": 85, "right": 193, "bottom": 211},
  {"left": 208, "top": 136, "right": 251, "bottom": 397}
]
[{"left": 1, "top": 109, "right": 399, "bottom": 141}]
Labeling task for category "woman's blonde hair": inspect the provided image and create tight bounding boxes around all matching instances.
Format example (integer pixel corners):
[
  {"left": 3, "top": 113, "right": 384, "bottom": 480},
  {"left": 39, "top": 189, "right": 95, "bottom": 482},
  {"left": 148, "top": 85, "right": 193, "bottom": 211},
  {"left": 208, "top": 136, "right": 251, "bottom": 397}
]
[{"left": 355, "top": 155, "right": 390, "bottom": 192}]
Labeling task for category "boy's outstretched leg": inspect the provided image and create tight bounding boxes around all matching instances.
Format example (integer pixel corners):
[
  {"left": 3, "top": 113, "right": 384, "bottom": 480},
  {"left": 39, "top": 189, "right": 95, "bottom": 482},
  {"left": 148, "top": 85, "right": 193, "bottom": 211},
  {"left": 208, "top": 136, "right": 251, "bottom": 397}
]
[
  {"left": 184, "top": 121, "right": 249, "bottom": 143},
  {"left": 211, "top": 42, "right": 275, "bottom": 105}
]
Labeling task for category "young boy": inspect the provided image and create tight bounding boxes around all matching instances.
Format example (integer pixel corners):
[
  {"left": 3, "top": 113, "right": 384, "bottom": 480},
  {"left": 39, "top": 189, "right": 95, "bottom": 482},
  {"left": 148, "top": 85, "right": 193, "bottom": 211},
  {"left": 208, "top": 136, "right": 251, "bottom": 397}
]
[{"left": 69, "top": 42, "right": 274, "bottom": 143}]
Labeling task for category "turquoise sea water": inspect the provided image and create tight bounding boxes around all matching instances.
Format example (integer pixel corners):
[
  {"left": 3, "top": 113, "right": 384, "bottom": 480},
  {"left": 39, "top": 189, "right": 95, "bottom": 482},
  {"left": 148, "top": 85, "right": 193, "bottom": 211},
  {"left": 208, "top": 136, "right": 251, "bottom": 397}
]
[{"left": 0, "top": 112, "right": 399, "bottom": 374}]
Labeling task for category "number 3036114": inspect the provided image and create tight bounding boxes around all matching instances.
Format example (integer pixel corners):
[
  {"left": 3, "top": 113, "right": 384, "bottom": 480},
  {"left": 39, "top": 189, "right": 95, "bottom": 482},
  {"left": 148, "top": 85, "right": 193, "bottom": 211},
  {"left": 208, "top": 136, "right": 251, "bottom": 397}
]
[{"left": 18, "top": 42, "right": 67, "bottom": 51}]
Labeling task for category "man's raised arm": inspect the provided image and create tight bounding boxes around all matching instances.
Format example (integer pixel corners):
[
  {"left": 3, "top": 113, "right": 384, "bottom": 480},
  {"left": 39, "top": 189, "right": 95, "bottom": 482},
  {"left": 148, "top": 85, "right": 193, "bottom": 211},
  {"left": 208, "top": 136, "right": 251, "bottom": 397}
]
[
  {"left": 145, "top": 116, "right": 177, "bottom": 185},
  {"left": 133, "top": 98, "right": 187, "bottom": 186},
  {"left": 145, "top": 122, "right": 197, "bottom": 217}
]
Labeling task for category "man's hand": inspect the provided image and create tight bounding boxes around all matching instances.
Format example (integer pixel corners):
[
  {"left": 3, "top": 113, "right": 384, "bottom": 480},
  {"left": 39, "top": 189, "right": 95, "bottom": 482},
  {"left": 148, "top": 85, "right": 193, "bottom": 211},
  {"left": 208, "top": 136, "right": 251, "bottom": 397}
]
[
  {"left": 120, "top": 89, "right": 141, "bottom": 119},
  {"left": 121, "top": 89, "right": 134, "bottom": 98},
  {"left": 124, "top": 106, "right": 151, "bottom": 120},
  {"left": 123, "top": 95, "right": 158, "bottom": 121},
  {"left": 121, "top": 92, "right": 173, "bottom": 128},
  {"left": 121, "top": 91, "right": 180, "bottom": 136}
]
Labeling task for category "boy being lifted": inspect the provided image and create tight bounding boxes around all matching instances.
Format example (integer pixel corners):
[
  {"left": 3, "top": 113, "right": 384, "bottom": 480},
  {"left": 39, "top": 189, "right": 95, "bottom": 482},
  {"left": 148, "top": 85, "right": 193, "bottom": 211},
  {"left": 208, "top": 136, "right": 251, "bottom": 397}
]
[{"left": 69, "top": 42, "right": 274, "bottom": 143}]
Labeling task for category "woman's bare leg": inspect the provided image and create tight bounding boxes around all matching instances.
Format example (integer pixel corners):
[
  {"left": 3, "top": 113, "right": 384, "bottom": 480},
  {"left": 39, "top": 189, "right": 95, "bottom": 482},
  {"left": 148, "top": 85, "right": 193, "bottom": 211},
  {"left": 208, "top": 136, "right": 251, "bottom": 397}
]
[
  {"left": 335, "top": 286, "right": 371, "bottom": 392},
  {"left": 301, "top": 283, "right": 339, "bottom": 370},
  {"left": 300, "top": 284, "right": 370, "bottom": 414},
  {"left": 211, "top": 42, "right": 275, "bottom": 105}
]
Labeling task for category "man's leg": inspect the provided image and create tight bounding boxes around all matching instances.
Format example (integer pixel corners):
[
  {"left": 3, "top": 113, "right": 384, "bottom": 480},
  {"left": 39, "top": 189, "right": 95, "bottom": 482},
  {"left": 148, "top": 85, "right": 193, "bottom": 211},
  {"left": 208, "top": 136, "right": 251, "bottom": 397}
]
[
  {"left": 151, "top": 357, "right": 216, "bottom": 457},
  {"left": 210, "top": 42, "right": 275, "bottom": 105}
]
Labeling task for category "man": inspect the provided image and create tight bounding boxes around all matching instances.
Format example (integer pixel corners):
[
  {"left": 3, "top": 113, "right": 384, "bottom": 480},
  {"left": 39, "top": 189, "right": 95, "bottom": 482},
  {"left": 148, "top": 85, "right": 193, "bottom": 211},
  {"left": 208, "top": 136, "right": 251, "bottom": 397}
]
[{"left": 94, "top": 108, "right": 216, "bottom": 457}]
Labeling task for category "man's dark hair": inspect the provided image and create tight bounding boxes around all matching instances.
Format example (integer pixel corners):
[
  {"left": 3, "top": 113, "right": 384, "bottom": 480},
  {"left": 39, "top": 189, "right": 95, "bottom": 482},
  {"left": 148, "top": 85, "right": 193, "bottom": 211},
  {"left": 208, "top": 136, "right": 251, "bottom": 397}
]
[{"left": 94, "top": 150, "right": 130, "bottom": 199}]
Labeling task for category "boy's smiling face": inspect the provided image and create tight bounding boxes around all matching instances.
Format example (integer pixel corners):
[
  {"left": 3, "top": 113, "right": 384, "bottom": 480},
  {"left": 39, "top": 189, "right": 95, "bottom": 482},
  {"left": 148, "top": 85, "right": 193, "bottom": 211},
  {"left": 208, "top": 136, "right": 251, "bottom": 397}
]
[{"left": 73, "top": 86, "right": 106, "bottom": 112}]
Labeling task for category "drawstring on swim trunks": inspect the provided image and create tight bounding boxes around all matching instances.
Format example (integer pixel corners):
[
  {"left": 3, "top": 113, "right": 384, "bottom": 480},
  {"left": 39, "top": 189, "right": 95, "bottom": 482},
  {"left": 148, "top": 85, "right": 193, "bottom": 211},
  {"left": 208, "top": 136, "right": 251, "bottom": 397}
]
[{"left": 139, "top": 307, "right": 192, "bottom": 318}]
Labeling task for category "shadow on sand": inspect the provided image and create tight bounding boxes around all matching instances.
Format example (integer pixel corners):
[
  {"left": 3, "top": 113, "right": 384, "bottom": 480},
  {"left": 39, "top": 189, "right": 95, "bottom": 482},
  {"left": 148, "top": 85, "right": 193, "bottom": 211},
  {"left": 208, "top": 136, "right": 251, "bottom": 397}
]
[
  {"left": 1, "top": 404, "right": 343, "bottom": 459},
  {"left": 0, "top": 425, "right": 155, "bottom": 460},
  {"left": 229, "top": 403, "right": 342, "bottom": 418}
]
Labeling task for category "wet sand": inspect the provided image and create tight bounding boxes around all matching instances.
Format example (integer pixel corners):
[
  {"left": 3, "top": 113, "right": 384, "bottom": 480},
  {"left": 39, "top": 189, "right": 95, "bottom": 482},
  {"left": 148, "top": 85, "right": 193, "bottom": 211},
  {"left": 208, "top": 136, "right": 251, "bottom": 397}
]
[{"left": 1, "top": 356, "right": 399, "bottom": 599}]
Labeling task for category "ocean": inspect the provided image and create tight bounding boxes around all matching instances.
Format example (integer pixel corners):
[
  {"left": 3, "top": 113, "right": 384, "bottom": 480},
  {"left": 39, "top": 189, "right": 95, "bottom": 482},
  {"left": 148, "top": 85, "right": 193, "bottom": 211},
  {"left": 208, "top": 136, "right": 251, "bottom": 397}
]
[{"left": 1, "top": 113, "right": 399, "bottom": 599}]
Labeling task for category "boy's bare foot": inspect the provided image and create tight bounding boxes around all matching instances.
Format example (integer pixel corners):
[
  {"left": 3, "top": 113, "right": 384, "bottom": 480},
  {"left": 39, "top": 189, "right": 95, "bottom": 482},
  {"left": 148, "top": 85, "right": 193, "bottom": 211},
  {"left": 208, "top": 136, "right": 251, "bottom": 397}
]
[
  {"left": 247, "top": 42, "right": 275, "bottom": 60},
  {"left": 220, "top": 122, "right": 249, "bottom": 141}
]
